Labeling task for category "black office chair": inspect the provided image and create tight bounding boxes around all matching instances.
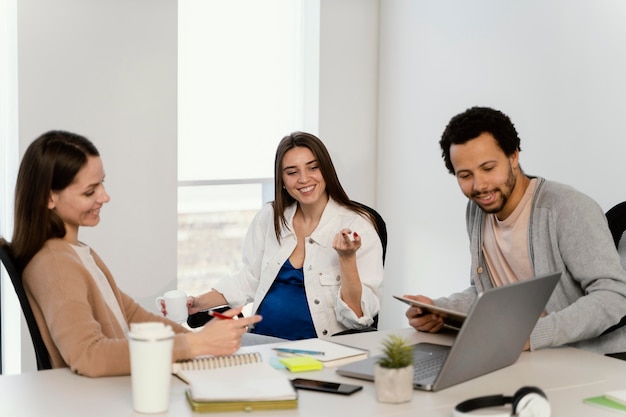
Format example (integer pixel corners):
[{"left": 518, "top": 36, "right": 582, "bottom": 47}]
[
  {"left": 606, "top": 201, "right": 626, "bottom": 250},
  {"left": 352, "top": 201, "right": 387, "bottom": 266},
  {"left": 603, "top": 202, "right": 626, "bottom": 358},
  {"left": 0, "top": 244, "right": 52, "bottom": 371}
]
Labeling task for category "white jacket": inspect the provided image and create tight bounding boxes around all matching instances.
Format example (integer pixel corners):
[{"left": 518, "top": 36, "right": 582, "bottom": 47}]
[{"left": 213, "top": 198, "right": 384, "bottom": 337}]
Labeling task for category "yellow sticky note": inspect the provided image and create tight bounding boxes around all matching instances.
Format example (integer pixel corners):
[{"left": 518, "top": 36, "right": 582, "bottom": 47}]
[{"left": 279, "top": 356, "right": 323, "bottom": 372}]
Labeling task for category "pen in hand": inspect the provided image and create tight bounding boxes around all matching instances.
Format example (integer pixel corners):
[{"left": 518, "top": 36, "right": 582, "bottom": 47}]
[
  {"left": 208, "top": 308, "right": 257, "bottom": 331},
  {"left": 207, "top": 310, "right": 235, "bottom": 320}
]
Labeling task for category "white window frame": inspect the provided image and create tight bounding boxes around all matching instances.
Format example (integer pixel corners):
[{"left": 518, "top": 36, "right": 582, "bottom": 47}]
[{"left": 0, "top": 0, "right": 21, "bottom": 375}]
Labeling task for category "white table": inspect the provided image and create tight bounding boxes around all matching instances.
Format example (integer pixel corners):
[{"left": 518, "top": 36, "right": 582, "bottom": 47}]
[{"left": 1, "top": 327, "right": 625, "bottom": 416}]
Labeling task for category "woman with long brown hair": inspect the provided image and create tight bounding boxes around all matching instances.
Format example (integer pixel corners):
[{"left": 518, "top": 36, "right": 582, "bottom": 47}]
[
  {"left": 4, "top": 130, "right": 260, "bottom": 377},
  {"left": 177, "top": 132, "right": 384, "bottom": 339}
]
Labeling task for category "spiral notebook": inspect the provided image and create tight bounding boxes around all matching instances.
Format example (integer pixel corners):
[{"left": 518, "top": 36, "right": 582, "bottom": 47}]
[
  {"left": 173, "top": 352, "right": 298, "bottom": 412},
  {"left": 172, "top": 351, "right": 263, "bottom": 376}
]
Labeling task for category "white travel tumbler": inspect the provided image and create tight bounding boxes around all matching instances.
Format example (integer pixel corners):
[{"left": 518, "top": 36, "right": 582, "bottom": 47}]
[{"left": 128, "top": 322, "right": 175, "bottom": 413}]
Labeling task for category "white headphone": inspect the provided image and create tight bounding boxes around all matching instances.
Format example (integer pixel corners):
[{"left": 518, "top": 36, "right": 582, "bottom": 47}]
[{"left": 453, "top": 386, "right": 551, "bottom": 417}]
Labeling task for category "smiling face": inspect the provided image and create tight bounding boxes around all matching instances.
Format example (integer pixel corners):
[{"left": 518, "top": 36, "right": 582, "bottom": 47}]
[
  {"left": 450, "top": 132, "right": 525, "bottom": 220},
  {"left": 281, "top": 146, "right": 328, "bottom": 207},
  {"left": 47, "top": 155, "right": 110, "bottom": 243}
]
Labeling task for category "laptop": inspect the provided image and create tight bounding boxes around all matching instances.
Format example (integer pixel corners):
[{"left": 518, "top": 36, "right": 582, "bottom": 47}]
[{"left": 336, "top": 271, "right": 561, "bottom": 391}]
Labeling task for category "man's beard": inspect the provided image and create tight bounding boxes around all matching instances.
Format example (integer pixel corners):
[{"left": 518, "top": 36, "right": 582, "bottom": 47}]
[{"left": 473, "top": 166, "right": 516, "bottom": 214}]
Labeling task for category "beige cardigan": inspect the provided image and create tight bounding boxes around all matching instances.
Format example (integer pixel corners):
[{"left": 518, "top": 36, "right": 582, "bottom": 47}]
[{"left": 23, "top": 238, "right": 191, "bottom": 377}]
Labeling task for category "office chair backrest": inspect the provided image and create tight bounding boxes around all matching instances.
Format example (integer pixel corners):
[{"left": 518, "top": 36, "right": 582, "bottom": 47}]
[
  {"left": 352, "top": 201, "right": 387, "bottom": 265},
  {"left": 602, "top": 202, "right": 626, "bottom": 337},
  {"left": 606, "top": 201, "right": 626, "bottom": 249},
  {"left": 0, "top": 245, "right": 52, "bottom": 371}
]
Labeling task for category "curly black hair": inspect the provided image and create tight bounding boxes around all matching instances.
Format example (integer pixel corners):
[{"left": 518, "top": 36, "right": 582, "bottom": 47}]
[{"left": 439, "top": 106, "right": 521, "bottom": 175}]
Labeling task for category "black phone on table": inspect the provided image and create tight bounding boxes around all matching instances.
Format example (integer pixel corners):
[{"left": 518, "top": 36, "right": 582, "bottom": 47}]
[{"left": 290, "top": 378, "right": 363, "bottom": 395}]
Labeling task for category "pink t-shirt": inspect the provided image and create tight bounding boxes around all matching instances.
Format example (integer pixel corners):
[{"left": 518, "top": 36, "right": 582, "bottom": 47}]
[{"left": 483, "top": 178, "right": 537, "bottom": 286}]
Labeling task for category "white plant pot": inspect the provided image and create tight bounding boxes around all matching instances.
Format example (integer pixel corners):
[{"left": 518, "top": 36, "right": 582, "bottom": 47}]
[{"left": 374, "top": 363, "right": 414, "bottom": 403}]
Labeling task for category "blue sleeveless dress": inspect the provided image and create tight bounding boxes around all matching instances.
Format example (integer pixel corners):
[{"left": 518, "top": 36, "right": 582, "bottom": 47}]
[{"left": 251, "top": 259, "right": 317, "bottom": 340}]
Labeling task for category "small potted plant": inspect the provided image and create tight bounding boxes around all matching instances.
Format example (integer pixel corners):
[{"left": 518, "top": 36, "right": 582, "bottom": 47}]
[{"left": 374, "top": 334, "right": 414, "bottom": 403}]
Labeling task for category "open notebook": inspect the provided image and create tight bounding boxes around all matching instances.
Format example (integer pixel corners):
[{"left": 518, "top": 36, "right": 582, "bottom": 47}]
[
  {"left": 337, "top": 272, "right": 561, "bottom": 391},
  {"left": 272, "top": 338, "right": 369, "bottom": 367}
]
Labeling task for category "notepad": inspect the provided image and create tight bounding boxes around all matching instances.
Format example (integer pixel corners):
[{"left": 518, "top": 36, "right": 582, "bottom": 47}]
[
  {"left": 179, "top": 361, "right": 298, "bottom": 412},
  {"left": 279, "top": 356, "right": 324, "bottom": 372},
  {"left": 273, "top": 338, "right": 369, "bottom": 367}
]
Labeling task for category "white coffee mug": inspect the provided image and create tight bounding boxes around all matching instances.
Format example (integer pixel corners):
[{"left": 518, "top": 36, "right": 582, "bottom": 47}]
[
  {"left": 128, "top": 322, "right": 174, "bottom": 414},
  {"left": 155, "top": 289, "right": 188, "bottom": 323}
]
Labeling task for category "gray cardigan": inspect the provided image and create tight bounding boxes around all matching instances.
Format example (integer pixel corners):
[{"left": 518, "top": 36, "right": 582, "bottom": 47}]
[{"left": 435, "top": 177, "right": 626, "bottom": 354}]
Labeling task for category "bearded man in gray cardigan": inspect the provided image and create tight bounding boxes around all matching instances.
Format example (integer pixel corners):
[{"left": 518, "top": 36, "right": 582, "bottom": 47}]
[{"left": 405, "top": 106, "right": 626, "bottom": 355}]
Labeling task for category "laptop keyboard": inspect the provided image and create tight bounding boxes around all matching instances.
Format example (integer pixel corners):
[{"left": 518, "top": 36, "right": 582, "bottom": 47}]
[{"left": 413, "top": 352, "right": 449, "bottom": 381}]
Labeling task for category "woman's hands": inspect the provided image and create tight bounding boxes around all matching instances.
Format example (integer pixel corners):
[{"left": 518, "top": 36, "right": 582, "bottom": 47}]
[
  {"left": 160, "top": 292, "right": 226, "bottom": 317},
  {"left": 332, "top": 228, "right": 364, "bottom": 317},
  {"left": 186, "top": 306, "right": 262, "bottom": 357},
  {"left": 332, "top": 228, "right": 361, "bottom": 259},
  {"left": 185, "top": 295, "right": 203, "bottom": 315}
]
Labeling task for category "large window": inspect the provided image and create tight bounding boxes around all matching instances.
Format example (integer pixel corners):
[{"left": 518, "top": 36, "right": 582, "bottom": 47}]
[{"left": 178, "top": 0, "right": 312, "bottom": 299}]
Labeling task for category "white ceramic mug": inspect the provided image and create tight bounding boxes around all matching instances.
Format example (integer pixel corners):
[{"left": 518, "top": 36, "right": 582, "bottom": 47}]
[
  {"left": 155, "top": 289, "right": 188, "bottom": 323},
  {"left": 128, "top": 322, "right": 175, "bottom": 414}
]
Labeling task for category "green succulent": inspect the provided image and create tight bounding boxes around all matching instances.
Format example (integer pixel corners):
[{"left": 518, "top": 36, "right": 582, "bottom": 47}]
[{"left": 377, "top": 334, "right": 414, "bottom": 369}]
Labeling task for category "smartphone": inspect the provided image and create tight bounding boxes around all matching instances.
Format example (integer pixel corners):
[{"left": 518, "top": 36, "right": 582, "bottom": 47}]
[{"left": 291, "top": 378, "right": 363, "bottom": 395}]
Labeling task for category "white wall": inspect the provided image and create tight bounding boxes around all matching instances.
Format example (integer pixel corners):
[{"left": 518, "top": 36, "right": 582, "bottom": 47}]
[
  {"left": 318, "top": 0, "right": 379, "bottom": 207},
  {"left": 18, "top": 0, "right": 177, "bottom": 312},
  {"left": 376, "top": 0, "right": 626, "bottom": 329}
]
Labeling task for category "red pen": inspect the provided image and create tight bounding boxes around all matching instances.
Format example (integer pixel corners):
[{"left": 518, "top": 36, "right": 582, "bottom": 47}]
[{"left": 208, "top": 310, "right": 235, "bottom": 320}]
